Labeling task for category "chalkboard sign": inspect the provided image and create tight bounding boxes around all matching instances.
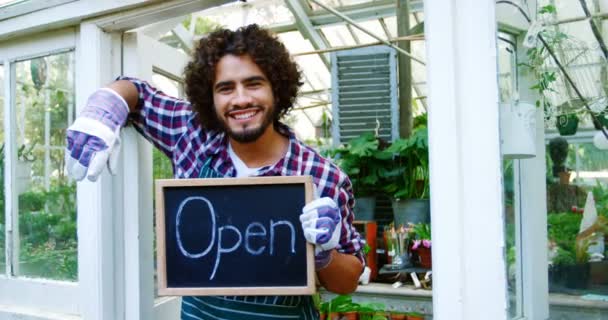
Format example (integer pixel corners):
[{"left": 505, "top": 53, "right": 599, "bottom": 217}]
[{"left": 155, "top": 176, "right": 315, "bottom": 296}]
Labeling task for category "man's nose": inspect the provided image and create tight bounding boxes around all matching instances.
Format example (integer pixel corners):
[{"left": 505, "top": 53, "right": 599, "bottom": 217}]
[{"left": 231, "top": 86, "right": 254, "bottom": 107}]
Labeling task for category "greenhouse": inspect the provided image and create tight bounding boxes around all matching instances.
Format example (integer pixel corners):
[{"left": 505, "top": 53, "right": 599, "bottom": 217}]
[{"left": 0, "top": 0, "right": 607, "bottom": 319}]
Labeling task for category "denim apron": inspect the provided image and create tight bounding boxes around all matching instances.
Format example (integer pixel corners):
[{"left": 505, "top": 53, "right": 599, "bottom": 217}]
[{"left": 180, "top": 157, "right": 318, "bottom": 320}]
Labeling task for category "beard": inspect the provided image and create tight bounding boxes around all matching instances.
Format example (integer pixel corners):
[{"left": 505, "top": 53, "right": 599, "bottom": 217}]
[{"left": 220, "top": 104, "right": 275, "bottom": 143}]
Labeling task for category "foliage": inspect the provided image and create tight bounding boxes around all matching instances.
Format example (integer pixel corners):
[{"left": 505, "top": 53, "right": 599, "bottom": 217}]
[
  {"left": 153, "top": 148, "right": 174, "bottom": 180},
  {"left": 547, "top": 212, "right": 581, "bottom": 266},
  {"left": 182, "top": 15, "right": 224, "bottom": 35},
  {"left": 548, "top": 137, "right": 569, "bottom": 176},
  {"left": 17, "top": 183, "right": 77, "bottom": 280},
  {"left": 548, "top": 212, "right": 582, "bottom": 253},
  {"left": 320, "top": 295, "right": 388, "bottom": 319},
  {"left": 326, "top": 133, "right": 391, "bottom": 197},
  {"left": 381, "top": 125, "right": 429, "bottom": 200},
  {"left": 518, "top": 5, "right": 564, "bottom": 112},
  {"left": 552, "top": 247, "right": 576, "bottom": 266},
  {"left": 592, "top": 181, "right": 608, "bottom": 217}
]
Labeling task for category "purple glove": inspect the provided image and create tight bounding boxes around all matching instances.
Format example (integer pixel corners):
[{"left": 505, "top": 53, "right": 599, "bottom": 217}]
[
  {"left": 65, "top": 88, "right": 129, "bottom": 181},
  {"left": 300, "top": 197, "right": 343, "bottom": 270}
]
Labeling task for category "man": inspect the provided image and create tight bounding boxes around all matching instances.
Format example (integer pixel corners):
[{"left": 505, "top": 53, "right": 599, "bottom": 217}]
[{"left": 66, "top": 24, "right": 364, "bottom": 319}]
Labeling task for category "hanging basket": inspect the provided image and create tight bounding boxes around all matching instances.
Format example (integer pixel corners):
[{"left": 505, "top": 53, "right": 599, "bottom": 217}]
[
  {"left": 556, "top": 114, "right": 579, "bottom": 136},
  {"left": 500, "top": 102, "right": 537, "bottom": 159}
]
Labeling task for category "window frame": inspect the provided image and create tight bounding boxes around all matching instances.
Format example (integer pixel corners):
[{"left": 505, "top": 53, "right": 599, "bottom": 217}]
[
  {"left": 0, "top": 27, "right": 79, "bottom": 315},
  {"left": 0, "top": 0, "right": 78, "bottom": 21}
]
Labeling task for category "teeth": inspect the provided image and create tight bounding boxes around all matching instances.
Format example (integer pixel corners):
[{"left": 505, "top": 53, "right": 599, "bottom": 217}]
[{"left": 233, "top": 111, "right": 257, "bottom": 120}]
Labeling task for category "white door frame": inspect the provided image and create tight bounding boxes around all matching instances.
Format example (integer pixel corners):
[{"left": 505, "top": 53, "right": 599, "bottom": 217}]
[{"left": 425, "top": 1, "right": 509, "bottom": 319}]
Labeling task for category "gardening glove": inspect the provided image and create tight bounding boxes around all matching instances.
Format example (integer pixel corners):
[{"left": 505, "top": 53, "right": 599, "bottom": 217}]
[
  {"left": 65, "top": 88, "right": 129, "bottom": 182},
  {"left": 300, "top": 197, "right": 342, "bottom": 270}
]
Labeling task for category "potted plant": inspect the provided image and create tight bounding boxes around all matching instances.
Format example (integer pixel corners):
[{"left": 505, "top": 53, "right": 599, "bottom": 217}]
[
  {"left": 556, "top": 113, "right": 579, "bottom": 136},
  {"left": 381, "top": 123, "right": 430, "bottom": 227},
  {"left": 406, "top": 312, "right": 425, "bottom": 320},
  {"left": 358, "top": 302, "right": 387, "bottom": 320},
  {"left": 410, "top": 222, "right": 432, "bottom": 269},
  {"left": 548, "top": 137, "right": 571, "bottom": 185},
  {"left": 327, "top": 133, "right": 391, "bottom": 220}
]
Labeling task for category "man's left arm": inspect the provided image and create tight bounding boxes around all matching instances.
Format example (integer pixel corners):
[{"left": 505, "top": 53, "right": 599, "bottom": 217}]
[
  {"left": 316, "top": 249, "right": 363, "bottom": 294},
  {"left": 300, "top": 191, "right": 365, "bottom": 294}
]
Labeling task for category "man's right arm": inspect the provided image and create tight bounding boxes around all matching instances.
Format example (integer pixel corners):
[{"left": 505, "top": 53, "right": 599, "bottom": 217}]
[
  {"left": 65, "top": 77, "right": 193, "bottom": 181},
  {"left": 106, "top": 80, "right": 139, "bottom": 113}
]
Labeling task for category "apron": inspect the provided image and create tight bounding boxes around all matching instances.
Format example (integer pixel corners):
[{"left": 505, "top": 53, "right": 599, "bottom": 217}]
[{"left": 180, "top": 157, "right": 318, "bottom": 320}]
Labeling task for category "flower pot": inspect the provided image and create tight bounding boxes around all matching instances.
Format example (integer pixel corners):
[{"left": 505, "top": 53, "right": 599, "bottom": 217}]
[
  {"left": 499, "top": 102, "right": 536, "bottom": 159},
  {"left": 562, "top": 263, "right": 590, "bottom": 289},
  {"left": 407, "top": 315, "right": 424, "bottom": 320},
  {"left": 390, "top": 312, "right": 407, "bottom": 320},
  {"left": 416, "top": 246, "right": 432, "bottom": 269},
  {"left": 391, "top": 199, "right": 430, "bottom": 228},
  {"left": 556, "top": 114, "right": 579, "bottom": 136},
  {"left": 319, "top": 312, "right": 327, "bottom": 320},
  {"left": 558, "top": 171, "right": 571, "bottom": 185},
  {"left": 342, "top": 311, "right": 358, "bottom": 320},
  {"left": 354, "top": 196, "right": 376, "bottom": 221},
  {"left": 328, "top": 312, "right": 341, "bottom": 320}
]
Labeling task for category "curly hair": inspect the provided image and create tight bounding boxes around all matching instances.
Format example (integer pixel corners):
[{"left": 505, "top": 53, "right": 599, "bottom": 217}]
[{"left": 184, "top": 24, "right": 302, "bottom": 131}]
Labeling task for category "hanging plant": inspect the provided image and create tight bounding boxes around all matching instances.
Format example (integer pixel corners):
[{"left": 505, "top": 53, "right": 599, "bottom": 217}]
[
  {"left": 30, "top": 57, "right": 48, "bottom": 91},
  {"left": 556, "top": 113, "right": 579, "bottom": 136}
]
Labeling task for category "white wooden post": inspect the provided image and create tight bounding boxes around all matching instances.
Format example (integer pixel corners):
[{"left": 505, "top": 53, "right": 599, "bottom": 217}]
[
  {"left": 425, "top": 1, "right": 508, "bottom": 319},
  {"left": 515, "top": 33, "right": 550, "bottom": 320},
  {"left": 76, "top": 22, "right": 118, "bottom": 320},
  {"left": 121, "top": 32, "right": 155, "bottom": 320}
]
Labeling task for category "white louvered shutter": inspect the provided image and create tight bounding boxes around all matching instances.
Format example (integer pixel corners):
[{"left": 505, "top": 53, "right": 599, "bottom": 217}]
[{"left": 331, "top": 46, "right": 399, "bottom": 145}]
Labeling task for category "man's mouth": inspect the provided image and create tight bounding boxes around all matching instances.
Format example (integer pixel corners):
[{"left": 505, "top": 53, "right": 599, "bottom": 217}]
[{"left": 226, "top": 108, "right": 261, "bottom": 122}]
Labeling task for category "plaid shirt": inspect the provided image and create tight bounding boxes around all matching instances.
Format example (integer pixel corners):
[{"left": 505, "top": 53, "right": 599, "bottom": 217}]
[{"left": 119, "top": 76, "right": 365, "bottom": 264}]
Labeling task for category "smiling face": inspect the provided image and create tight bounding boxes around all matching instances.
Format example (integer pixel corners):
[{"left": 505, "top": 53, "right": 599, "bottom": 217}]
[{"left": 213, "top": 54, "right": 276, "bottom": 143}]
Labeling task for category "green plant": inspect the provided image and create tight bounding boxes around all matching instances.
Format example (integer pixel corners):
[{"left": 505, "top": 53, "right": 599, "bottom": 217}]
[
  {"left": 326, "top": 133, "right": 391, "bottom": 197},
  {"left": 411, "top": 222, "right": 431, "bottom": 249},
  {"left": 548, "top": 212, "right": 582, "bottom": 254},
  {"left": 592, "top": 181, "right": 608, "bottom": 217},
  {"left": 381, "top": 125, "right": 429, "bottom": 200},
  {"left": 548, "top": 137, "right": 569, "bottom": 177},
  {"left": 552, "top": 247, "right": 576, "bottom": 266},
  {"left": 518, "top": 5, "right": 564, "bottom": 110}
]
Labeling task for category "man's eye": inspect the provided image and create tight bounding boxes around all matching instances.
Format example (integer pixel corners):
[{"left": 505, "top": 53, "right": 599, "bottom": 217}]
[{"left": 217, "top": 86, "right": 232, "bottom": 93}]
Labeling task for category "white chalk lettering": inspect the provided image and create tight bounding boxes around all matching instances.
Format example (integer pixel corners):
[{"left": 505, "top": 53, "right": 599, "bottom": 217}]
[
  {"left": 211, "top": 225, "right": 242, "bottom": 280},
  {"left": 174, "top": 198, "right": 298, "bottom": 280},
  {"left": 245, "top": 222, "right": 267, "bottom": 255},
  {"left": 175, "top": 196, "right": 216, "bottom": 259},
  {"left": 269, "top": 220, "right": 296, "bottom": 255}
]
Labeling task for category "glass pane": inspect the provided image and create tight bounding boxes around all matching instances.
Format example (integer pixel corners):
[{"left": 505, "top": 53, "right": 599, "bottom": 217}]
[
  {"left": 14, "top": 52, "right": 77, "bottom": 280},
  {"left": 548, "top": 141, "right": 608, "bottom": 297},
  {"left": 497, "top": 35, "right": 523, "bottom": 318},
  {"left": 0, "top": 64, "right": 4, "bottom": 275}
]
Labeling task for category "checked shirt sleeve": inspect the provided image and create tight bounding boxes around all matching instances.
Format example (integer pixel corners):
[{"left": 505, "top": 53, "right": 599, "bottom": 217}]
[
  {"left": 311, "top": 159, "right": 366, "bottom": 266},
  {"left": 117, "top": 76, "right": 193, "bottom": 158},
  {"left": 333, "top": 176, "right": 366, "bottom": 266}
]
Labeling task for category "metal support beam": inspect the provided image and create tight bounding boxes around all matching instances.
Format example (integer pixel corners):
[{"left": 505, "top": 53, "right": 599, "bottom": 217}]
[
  {"left": 268, "top": 0, "right": 396, "bottom": 34},
  {"left": 308, "top": 0, "right": 425, "bottom": 65},
  {"left": 284, "top": 0, "right": 331, "bottom": 68},
  {"left": 397, "top": 0, "right": 412, "bottom": 138},
  {"left": 171, "top": 23, "right": 194, "bottom": 53}
]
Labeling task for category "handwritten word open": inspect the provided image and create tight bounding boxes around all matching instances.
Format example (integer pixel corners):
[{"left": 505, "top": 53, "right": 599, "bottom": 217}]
[{"left": 175, "top": 196, "right": 296, "bottom": 280}]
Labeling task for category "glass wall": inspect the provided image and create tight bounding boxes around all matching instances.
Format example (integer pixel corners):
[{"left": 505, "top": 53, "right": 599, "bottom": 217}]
[
  {"left": 0, "top": 64, "right": 4, "bottom": 275},
  {"left": 497, "top": 33, "right": 523, "bottom": 318},
  {"left": 13, "top": 51, "right": 77, "bottom": 280}
]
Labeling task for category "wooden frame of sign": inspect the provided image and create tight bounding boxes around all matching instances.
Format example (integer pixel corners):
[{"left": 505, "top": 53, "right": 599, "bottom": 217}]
[{"left": 155, "top": 176, "right": 315, "bottom": 296}]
